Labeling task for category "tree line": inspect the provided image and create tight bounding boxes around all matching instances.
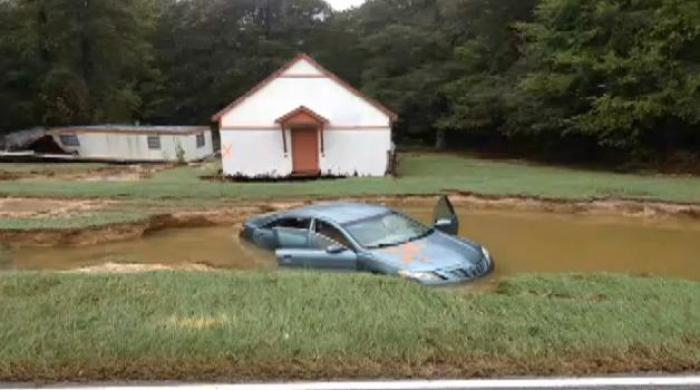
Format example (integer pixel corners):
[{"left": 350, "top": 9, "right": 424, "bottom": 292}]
[{"left": 1, "top": 0, "right": 699, "bottom": 164}]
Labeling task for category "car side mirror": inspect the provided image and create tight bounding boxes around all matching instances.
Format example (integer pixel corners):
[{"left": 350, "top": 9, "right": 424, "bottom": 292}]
[{"left": 326, "top": 244, "right": 347, "bottom": 254}]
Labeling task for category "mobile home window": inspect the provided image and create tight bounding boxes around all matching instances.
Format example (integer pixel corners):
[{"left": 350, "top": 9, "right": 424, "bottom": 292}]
[
  {"left": 147, "top": 135, "right": 161, "bottom": 150},
  {"left": 196, "top": 133, "right": 205, "bottom": 148},
  {"left": 59, "top": 134, "right": 80, "bottom": 147}
]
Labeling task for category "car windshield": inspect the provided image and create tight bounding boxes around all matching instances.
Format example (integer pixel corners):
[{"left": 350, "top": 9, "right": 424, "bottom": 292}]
[{"left": 343, "top": 212, "right": 433, "bottom": 249}]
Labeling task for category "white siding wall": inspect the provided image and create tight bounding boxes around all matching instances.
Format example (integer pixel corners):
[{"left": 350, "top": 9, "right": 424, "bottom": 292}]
[
  {"left": 221, "top": 129, "right": 293, "bottom": 177},
  {"left": 321, "top": 129, "right": 391, "bottom": 176},
  {"left": 54, "top": 131, "right": 213, "bottom": 162},
  {"left": 218, "top": 58, "right": 393, "bottom": 177},
  {"left": 220, "top": 77, "right": 390, "bottom": 128},
  {"left": 220, "top": 128, "right": 391, "bottom": 177}
]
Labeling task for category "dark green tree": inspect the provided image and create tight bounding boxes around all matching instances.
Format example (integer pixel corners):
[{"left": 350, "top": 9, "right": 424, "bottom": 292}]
[
  {"left": 150, "top": 0, "right": 333, "bottom": 124},
  {"left": 511, "top": 0, "right": 700, "bottom": 157},
  {"left": 349, "top": 0, "right": 465, "bottom": 147},
  {"left": 0, "top": 0, "right": 160, "bottom": 128},
  {"left": 0, "top": 0, "right": 43, "bottom": 131},
  {"left": 438, "top": 0, "right": 537, "bottom": 144}
]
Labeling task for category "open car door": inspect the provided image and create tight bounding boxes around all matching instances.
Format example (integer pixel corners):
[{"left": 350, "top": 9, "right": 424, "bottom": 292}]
[
  {"left": 276, "top": 233, "right": 358, "bottom": 271},
  {"left": 433, "top": 195, "right": 459, "bottom": 236},
  {"left": 272, "top": 227, "right": 309, "bottom": 249}
]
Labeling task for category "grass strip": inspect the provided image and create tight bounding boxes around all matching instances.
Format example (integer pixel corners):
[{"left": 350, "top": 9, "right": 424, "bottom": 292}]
[
  {"left": 0, "top": 272, "right": 698, "bottom": 381},
  {"left": 0, "top": 212, "right": 147, "bottom": 231},
  {"left": 2, "top": 154, "right": 700, "bottom": 203}
]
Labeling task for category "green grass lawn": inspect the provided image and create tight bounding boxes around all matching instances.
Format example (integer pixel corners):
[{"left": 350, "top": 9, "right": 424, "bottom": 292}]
[
  {"left": 1, "top": 153, "right": 700, "bottom": 203},
  {"left": 0, "top": 272, "right": 697, "bottom": 381}
]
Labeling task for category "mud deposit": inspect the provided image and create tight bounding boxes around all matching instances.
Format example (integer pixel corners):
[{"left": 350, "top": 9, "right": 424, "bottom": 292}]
[
  {"left": 5, "top": 205, "right": 700, "bottom": 282},
  {"left": 0, "top": 164, "right": 170, "bottom": 182},
  {"left": 0, "top": 198, "right": 115, "bottom": 219}
]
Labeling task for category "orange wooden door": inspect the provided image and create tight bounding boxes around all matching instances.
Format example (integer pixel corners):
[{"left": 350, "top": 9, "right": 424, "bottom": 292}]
[{"left": 291, "top": 128, "right": 319, "bottom": 174}]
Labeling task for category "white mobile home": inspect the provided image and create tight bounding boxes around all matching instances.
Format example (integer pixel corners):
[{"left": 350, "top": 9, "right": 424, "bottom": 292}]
[
  {"left": 212, "top": 54, "right": 398, "bottom": 178},
  {"left": 49, "top": 126, "right": 214, "bottom": 162}
]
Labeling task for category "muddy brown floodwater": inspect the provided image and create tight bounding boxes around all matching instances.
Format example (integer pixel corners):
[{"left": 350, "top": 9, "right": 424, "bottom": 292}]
[
  {"left": 4, "top": 207, "right": 700, "bottom": 282},
  {"left": 5, "top": 227, "right": 277, "bottom": 272}
]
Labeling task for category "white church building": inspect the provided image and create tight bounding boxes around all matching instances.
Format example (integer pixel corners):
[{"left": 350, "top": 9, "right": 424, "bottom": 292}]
[{"left": 212, "top": 54, "right": 398, "bottom": 178}]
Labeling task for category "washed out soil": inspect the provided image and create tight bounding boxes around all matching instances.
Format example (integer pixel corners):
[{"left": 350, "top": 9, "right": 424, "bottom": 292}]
[
  {"left": 0, "top": 164, "right": 172, "bottom": 182},
  {"left": 2, "top": 194, "right": 700, "bottom": 247},
  {"left": 444, "top": 192, "right": 700, "bottom": 219},
  {"left": 0, "top": 171, "right": 22, "bottom": 181},
  {"left": 2, "top": 348, "right": 698, "bottom": 382},
  {"left": 0, "top": 198, "right": 117, "bottom": 219}
]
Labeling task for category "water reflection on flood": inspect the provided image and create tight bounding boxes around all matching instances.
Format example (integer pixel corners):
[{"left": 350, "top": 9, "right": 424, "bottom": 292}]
[{"left": 7, "top": 207, "right": 700, "bottom": 282}]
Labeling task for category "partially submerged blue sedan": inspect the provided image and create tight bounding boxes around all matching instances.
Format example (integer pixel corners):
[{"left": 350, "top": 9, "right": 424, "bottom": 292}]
[{"left": 240, "top": 196, "right": 494, "bottom": 285}]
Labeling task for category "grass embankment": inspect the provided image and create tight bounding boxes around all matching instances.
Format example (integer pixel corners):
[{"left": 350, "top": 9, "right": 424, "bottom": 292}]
[{"left": 0, "top": 272, "right": 698, "bottom": 381}]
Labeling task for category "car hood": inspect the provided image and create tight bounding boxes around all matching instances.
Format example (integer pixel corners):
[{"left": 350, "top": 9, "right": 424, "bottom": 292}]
[{"left": 369, "top": 231, "right": 483, "bottom": 272}]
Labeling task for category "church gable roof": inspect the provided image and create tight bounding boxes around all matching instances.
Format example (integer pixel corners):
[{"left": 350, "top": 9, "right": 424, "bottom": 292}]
[{"left": 211, "top": 54, "right": 398, "bottom": 123}]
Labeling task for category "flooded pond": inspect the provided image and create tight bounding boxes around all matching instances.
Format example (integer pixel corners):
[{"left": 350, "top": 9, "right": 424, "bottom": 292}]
[
  {"left": 5, "top": 207, "right": 700, "bottom": 282},
  {"left": 4, "top": 227, "right": 275, "bottom": 271}
]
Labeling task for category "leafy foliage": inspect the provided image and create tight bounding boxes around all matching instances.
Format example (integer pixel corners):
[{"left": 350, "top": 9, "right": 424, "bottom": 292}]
[{"left": 509, "top": 0, "right": 700, "bottom": 154}]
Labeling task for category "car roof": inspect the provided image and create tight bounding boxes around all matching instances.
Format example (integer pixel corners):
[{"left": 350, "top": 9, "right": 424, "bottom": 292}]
[{"left": 287, "top": 202, "right": 390, "bottom": 224}]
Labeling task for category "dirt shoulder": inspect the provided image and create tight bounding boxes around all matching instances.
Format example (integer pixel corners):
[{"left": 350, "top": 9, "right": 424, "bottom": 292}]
[
  {"left": 3, "top": 353, "right": 698, "bottom": 382},
  {"left": 2, "top": 194, "right": 700, "bottom": 247}
]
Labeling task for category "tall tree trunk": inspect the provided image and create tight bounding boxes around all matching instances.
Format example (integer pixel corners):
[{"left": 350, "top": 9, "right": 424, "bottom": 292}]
[
  {"left": 263, "top": 0, "right": 272, "bottom": 39},
  {"left": 77, "top": 0, "right": 93, "bottom": 122},
  {"left": 78, "top": 0, "right": 93, "bottom": 84},
  {"left": 35, "top": 2, "right": 50, "bottom": 68},
  {"left": 435, "top": 128, "right": 447, "bottom": 150}
]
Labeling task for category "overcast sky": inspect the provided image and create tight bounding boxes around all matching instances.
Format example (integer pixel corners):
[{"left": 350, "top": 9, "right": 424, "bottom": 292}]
[{"left": 326, "top": 0, "right": 367, "bottom": 11}]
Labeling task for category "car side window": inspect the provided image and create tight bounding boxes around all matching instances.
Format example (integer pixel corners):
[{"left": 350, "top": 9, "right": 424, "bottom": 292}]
[
  {"left": 314, "top": 220, "right": 353, "bottom": 249},
  {"left": 310, "top": 232, "right": 336, "bottom": 250},
  {"left": 266, "top": 217, "right": 311, "bottom": 230}
]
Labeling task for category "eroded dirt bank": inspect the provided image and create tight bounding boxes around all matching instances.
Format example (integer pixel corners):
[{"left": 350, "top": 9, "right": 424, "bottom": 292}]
[{"left": 2, "top": 194, "right": 700, "bottom": 247}]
